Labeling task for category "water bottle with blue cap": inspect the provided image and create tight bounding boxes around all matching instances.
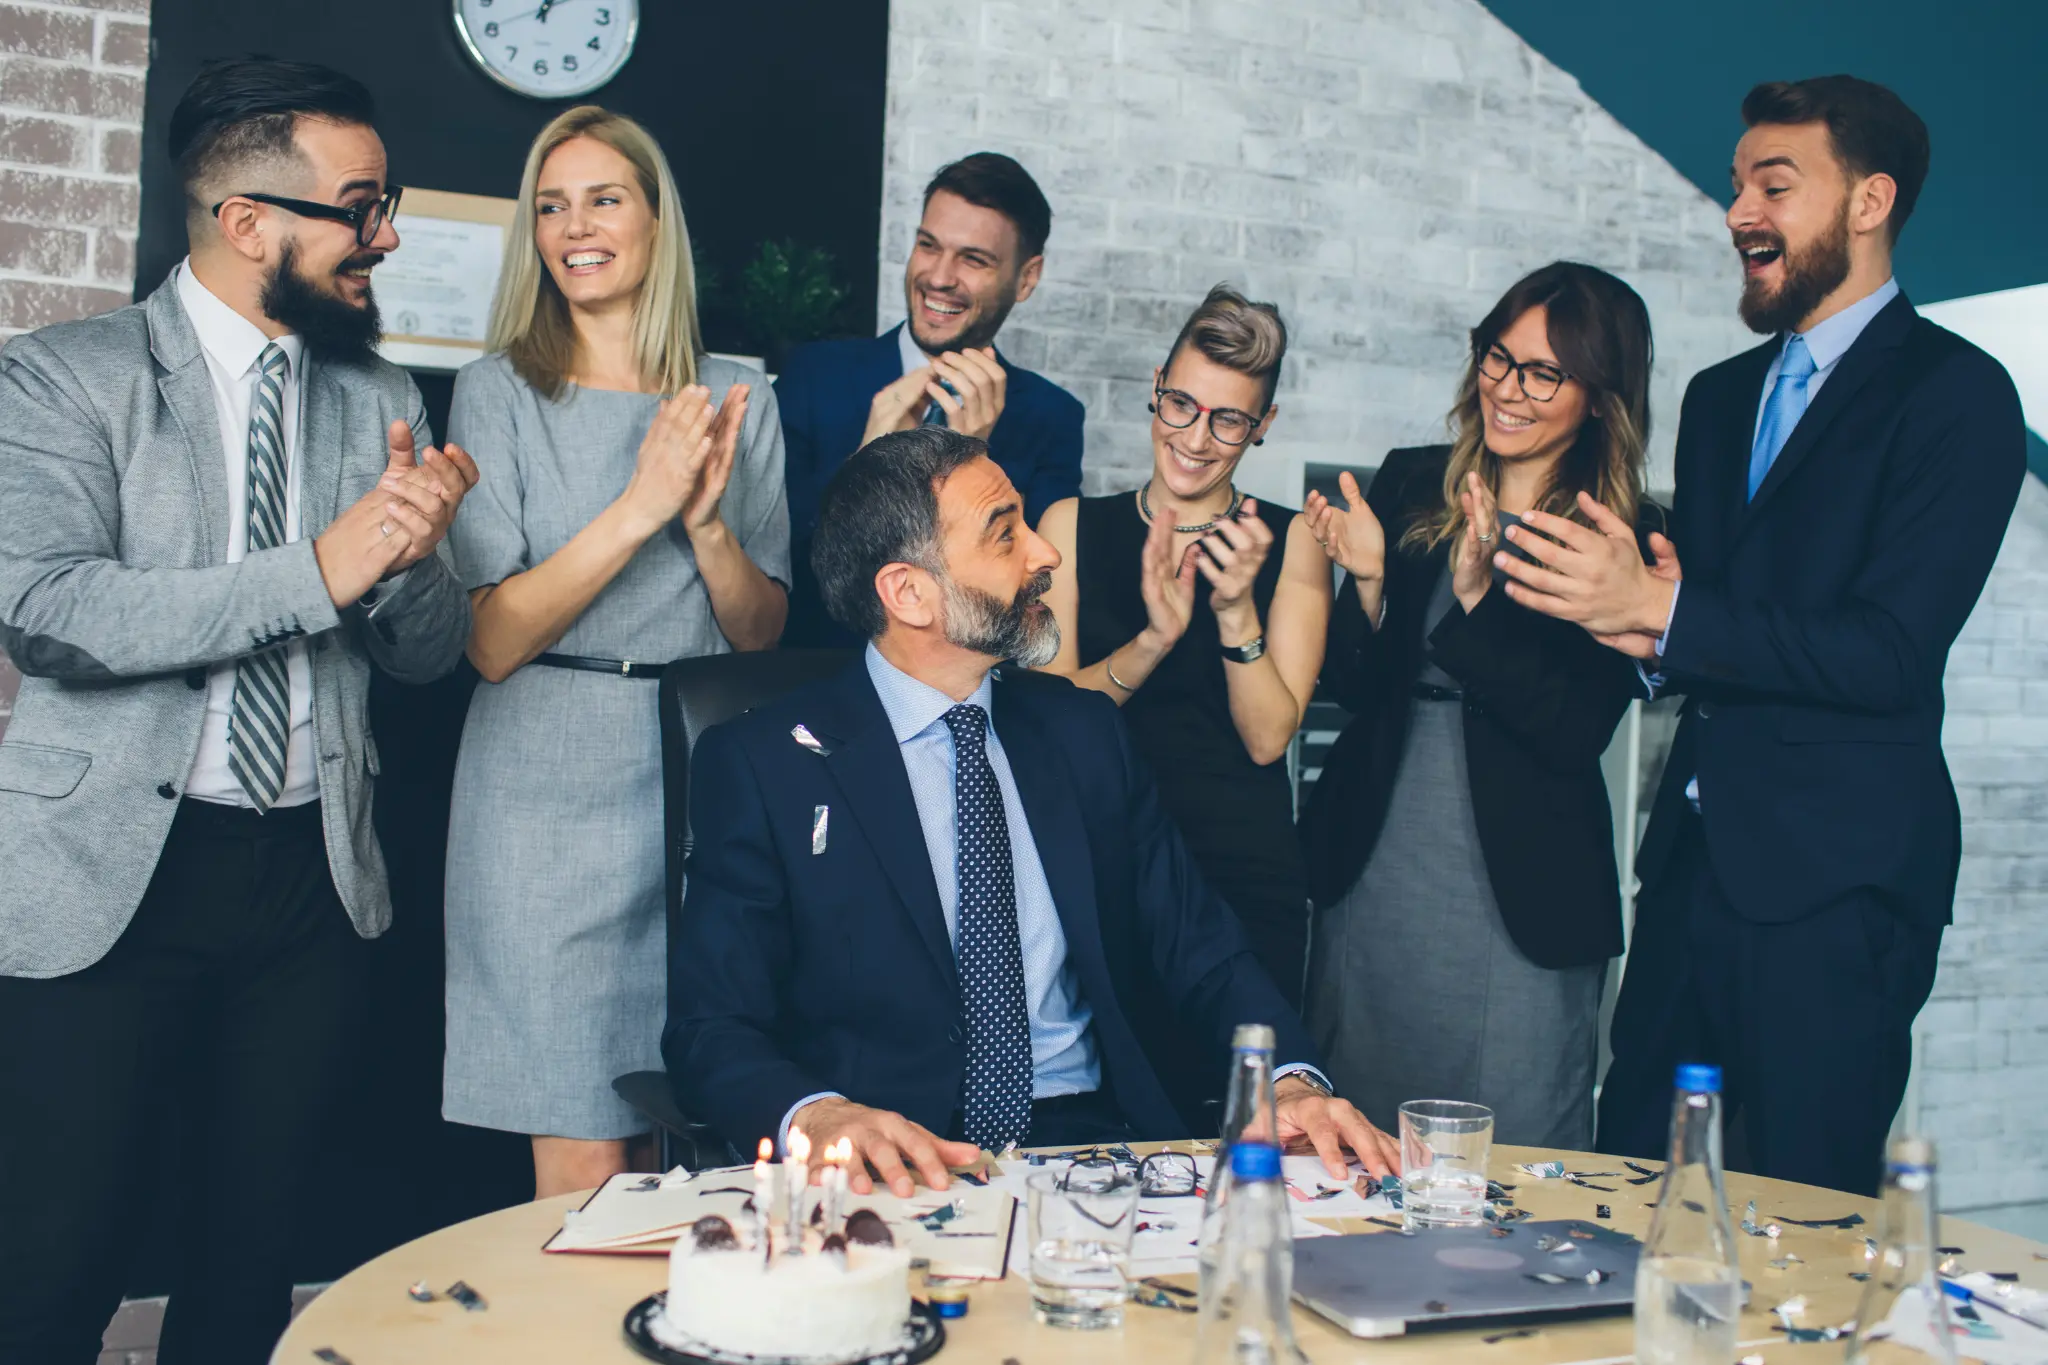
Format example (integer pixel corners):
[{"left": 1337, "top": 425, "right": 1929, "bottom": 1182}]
[
  {"left": 1192, "top": 1141, "right": 1306, "bottom": 1365},
  {"left": 1634, "top": 1063, "right": 1741, "bottom": 1365}
]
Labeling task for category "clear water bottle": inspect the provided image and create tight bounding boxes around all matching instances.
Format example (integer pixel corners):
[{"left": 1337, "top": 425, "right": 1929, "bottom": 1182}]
[
  {"left": 1192, "top": 1141, "right": 1306, "bottom": 1365},
  {"left": 1845, "top": 1136, "right": 1958, "bottom": 1365},
  {"left": 1199, "top": 1024, "right": 1277, "bottom": 1295},
  {"left": 1634, "top": 1063, "right": 1741, "bottom": 1365}
]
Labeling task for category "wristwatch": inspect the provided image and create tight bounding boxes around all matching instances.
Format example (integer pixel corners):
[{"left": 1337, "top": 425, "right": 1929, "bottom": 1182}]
[
  {"left": 1219, "top": 634, "right": 1266, "bottom": 664},
  {"left": 1280, "top": 1070, "right": 1333, "bottom": 1099}
]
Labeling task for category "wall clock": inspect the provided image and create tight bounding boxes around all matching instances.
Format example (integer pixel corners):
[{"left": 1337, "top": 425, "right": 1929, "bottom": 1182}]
[{"left": 452, "top": 0, "right": 639, "bottom": 100}]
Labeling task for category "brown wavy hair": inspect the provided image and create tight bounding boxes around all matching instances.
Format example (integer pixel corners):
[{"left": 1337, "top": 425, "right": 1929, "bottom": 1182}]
[{"left": 1405, "top": 261, "right": 1652, "bottom": 552}]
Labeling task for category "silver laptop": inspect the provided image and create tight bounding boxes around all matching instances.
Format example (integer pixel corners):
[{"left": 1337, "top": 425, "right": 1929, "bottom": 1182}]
[{"left": 1292, "top": 1219, "right": 1645, "bottom": 1339}]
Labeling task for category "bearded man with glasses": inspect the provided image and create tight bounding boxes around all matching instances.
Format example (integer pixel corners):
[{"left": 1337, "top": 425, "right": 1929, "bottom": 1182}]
[{"left": 0, "top": 59, "right": 476, "bottom": 1364}]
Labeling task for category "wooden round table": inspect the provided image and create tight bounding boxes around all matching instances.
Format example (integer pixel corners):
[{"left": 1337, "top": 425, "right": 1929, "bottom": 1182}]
[{"left": 274, "top": 1143, "right": 2042, "bottom": 1363}]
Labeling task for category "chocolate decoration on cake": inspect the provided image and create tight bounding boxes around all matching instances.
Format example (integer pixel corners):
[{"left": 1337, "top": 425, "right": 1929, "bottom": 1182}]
[
  {"left": 820, "top": 1232, "right": 849, "bottom": 1257},
  {"left": 844, "top": 1208, "right": 895, "bottom": 1248},
  {"left": 691, "top": 1216, "right": 741, "bottom": 1252},
  {"left": 810, "top": 1201, "right": 825, "bottom": 1227}
]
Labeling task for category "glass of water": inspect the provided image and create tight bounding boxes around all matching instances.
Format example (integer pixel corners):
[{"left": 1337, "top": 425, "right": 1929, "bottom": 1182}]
[
  {"left": 1398, "top": 1099, "right": 1494, "bottom": 1230},
  {"left": 1026, "top": 1165, "right": 1142, "bottom": 1329}
]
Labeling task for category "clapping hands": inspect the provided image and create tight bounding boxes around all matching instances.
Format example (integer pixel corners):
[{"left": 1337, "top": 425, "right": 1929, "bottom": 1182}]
[{"left": 621, "top": 383, "right": 750, "bottom": 540}]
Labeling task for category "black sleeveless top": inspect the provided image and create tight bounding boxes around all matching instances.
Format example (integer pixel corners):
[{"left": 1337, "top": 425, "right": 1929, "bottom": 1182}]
[{"left": 1072, "top": 493, "right": 1308, "bottom": 941}]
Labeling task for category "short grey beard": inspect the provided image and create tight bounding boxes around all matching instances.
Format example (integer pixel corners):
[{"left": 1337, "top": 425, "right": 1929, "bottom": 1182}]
[{"left": 939, "top": 570, "right": 1059, "bottom": 667}]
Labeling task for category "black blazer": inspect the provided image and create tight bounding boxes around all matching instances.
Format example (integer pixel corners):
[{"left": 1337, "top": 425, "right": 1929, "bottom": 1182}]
[
  {"left": 1300, "top": 445, "right": 1660, "bottom": 970},
  {"left": 663, "top": 660, "right": 1318, "bottom": 1150},
  {"left": 1638, "top": 292, "right": 2027, "bottom": 928}
]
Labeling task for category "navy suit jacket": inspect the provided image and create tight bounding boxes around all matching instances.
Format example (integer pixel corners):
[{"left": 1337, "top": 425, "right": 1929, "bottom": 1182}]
[
  {"left": 663, "top": 660, "right": 1317, "bottom": 1151},
  {"left": 1640, "top": 292, "right": 2026, "bottom": 927},
  {"left": 774, "top": 325, "right": 1086, "bottom": 647}
]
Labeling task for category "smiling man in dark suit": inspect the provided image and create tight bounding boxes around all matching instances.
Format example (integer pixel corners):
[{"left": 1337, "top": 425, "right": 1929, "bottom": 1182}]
[
  {"left": 775, "top": 153, "right": 1085, "bottom": 648},
  {"left": 666, "top": 426, "right": 1392, "bottom": 1195},
  {"left": 1486, "top": 77, "right": 2026, "bottom": 1195}
]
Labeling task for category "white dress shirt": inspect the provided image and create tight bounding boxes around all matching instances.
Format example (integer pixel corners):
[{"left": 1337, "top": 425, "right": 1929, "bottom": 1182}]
[
  {"left": 896, "top": 321, "right": 930, "bottom": 377},
  {"left": 176, "top": 260, "right": 319, "bottom": 808}
]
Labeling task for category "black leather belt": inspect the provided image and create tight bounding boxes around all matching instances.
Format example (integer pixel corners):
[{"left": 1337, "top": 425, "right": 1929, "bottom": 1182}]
[
  {"left": 533, "top": 652, "right": 667, "bottom": 680},
  {"left": 1411, "top": 681, "right": 1464, "bottom": 701}
]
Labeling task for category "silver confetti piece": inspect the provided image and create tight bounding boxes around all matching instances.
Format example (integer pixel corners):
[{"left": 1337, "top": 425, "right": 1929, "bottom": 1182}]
[
  {"left": 314, "top": 1351, "right": 355, "bottom": 1365},
  {"left": 446, "top": 1280, "right": 487, "bottom": 1312},
  {"left": 406, "top": 1281, "right": 435, "bottom": 1302},
  {"left": 791, "top": 724, "right": 831, "bottom": 756},
  {"left": 812, "top": 804, "right": 829, "bottom": 855}
]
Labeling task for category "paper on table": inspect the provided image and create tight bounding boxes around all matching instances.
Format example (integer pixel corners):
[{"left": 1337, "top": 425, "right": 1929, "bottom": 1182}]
[
  {"left": 993, "top": 1154, "right": 1395, "bottom": 1279},
  {"left": 547, "top": 1166, "right": 1017, "bottom": 1280},
  {"left": 1875, "top": 1278, "right": 2048, "bottom": 1365}
]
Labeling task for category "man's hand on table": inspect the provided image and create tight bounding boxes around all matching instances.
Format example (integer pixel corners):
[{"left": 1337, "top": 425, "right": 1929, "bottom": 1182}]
[
  {"left": 1274, "top": 1074, "right": 1400, "bottom": 1179},
  {"left": 790, "top": 1097, "right": 981, "bottom": 1199}
]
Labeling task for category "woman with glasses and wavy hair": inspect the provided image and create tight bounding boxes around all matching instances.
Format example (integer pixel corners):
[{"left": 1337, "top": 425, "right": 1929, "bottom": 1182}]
[
  {"left": 1038, "top": 285, "right": 1329, "bottom": 1020},
  {"left": 1298, "top": 261, "right": 1662, "bottom": 1149},
  {"left": 441, "top": 106, "right": 789, "bottom": 1198}
]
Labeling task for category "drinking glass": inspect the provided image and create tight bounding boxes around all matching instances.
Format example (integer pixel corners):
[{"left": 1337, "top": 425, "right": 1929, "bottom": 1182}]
[
  {"left": 1026, "top": 1165, "right": 1142, "bottom": 1328},
  {"left": 1399, "top": 1099, "right": 1494, "bottom": 1230}
]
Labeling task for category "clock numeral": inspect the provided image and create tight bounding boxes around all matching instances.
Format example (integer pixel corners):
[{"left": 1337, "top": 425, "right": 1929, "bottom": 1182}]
[
  {"left": 562, "top": 55, "right": 579, "bottom": 72},
  {"left": 483, "top": 20, "right": 497, "bottom": 36},
  {"left": 595, "top": 7, "right": 611, "bottom": 24},
  {"left": 533, "top": 58, "right": 549, "bottom": 76},
  {"left": 587, "top": 35, "right": 602, "bottom": 51},
  {"left": 478, "top": 0, "right": 491, "bottom": 6},
  {"left": 504, "top": 45, "right": 517, "bottom": 61}
]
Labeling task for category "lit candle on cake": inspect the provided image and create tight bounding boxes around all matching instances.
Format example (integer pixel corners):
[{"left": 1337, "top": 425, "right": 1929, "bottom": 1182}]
[
  {"left": 823, "top": 1138, "right": 851, "bottom": 1232},
  {"left": 752, "top": 1138, "right": 775, "bottom": 1256},
  {"left": 784, "top": 1127, "right": 812, "bottom": 1253}
]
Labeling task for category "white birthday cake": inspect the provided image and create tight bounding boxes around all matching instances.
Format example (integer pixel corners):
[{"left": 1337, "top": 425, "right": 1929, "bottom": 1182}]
[{"left": 660, "top": 1208, "right": 912, "bottom": 1362}]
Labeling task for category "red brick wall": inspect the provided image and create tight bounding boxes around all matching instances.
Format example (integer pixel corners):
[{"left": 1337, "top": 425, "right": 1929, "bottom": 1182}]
[{"left": 0, "top": 0, "right": 147, "bottom": 741}]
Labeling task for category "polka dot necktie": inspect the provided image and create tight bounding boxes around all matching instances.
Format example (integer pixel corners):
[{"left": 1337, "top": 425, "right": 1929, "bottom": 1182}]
[{"left": 942, "top": 703, "right": 1033, "bottom": 1151}]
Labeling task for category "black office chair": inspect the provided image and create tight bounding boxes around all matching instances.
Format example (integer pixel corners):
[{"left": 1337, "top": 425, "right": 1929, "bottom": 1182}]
[{"left": 613, "top": 647, "right": 855, "bottom": 1170}]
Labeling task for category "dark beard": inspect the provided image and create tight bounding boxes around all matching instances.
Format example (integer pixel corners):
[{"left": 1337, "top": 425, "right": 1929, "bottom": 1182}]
[
  {"left": 941, "top": 569, "right": 1058, "bottom": 667},
  {"left": 261, "top": 239, "right": 384, "bottom": 361},
  {"left": 906, "top": 281, "right": 1019, "bottom": 355},
  {"left": 1737, "top": 203, "right": 1852, "bottom": 335}
]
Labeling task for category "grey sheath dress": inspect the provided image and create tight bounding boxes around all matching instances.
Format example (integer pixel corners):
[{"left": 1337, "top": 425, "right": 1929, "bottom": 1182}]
[{"left": 442, "top": 352, "right": 789, "bottom": 1139}]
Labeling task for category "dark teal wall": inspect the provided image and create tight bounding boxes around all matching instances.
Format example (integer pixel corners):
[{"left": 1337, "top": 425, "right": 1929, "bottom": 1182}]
[{"left": 1478, "top": 0, "right": 2047, "bottom": 305}]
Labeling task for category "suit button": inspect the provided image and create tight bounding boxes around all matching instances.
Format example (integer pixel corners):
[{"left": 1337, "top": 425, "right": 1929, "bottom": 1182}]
[
  {"left": 184, "top": 669, "right": 206, "bottom": 690},
  {"left": 947, "top": 1025, "right": 963, "bottom": 1045},
  {"left": 156, "top": 782, "right": 177, "bottom": 799}
]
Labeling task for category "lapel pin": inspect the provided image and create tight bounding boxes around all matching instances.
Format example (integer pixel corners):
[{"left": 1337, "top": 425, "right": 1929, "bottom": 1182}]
[
  {"left": 791, "top": 724, "right": 831, "bottom": 756},
  {"left": 812, "top": 805, "right": 829, "bottom": 856}
]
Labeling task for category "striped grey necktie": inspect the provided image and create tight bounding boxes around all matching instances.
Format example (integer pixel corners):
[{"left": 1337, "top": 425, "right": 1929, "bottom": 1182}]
[{"left": 227, "top": 342, "right": 293, "bottom": 811}]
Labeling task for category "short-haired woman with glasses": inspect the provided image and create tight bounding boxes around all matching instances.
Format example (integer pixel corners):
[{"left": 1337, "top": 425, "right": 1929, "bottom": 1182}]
[
  {"left": 1037, "top": 286, "right": 1329, "bottom": 1023},
  {"left": 441, "top": 107, "right": 789, "bottom": 1198},
  {"left": 1297, "top": 261, "right": 1662, "bottom": 1149}
]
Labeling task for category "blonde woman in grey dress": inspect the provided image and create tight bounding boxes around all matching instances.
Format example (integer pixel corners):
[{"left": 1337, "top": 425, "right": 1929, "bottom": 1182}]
[{"left": 444, "top": 107, "right": 789, "bottom": 1198}]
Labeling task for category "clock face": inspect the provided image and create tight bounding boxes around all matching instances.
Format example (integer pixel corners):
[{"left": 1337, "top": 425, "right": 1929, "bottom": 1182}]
[{"left": 453, "top": 0, "right": 639, "bottom": 100}]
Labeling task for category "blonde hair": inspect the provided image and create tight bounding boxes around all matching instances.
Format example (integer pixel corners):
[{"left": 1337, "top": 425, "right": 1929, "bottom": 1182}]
[
  {"left": 486, "top": 105, "right": 702, "bottom": 399},
  {"left": 1405, "top": 262, "right": 1650, "bottom": 553},
  {"left": 1167, "top": 283, "right": 1287, "bottom": 404}
]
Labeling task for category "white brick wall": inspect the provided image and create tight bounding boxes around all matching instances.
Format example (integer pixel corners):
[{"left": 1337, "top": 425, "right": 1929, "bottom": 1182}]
[
  {"left": 884, "top": 0, "right": 2048, "bottom": 1209},
  {"left": 1932, "top": 474, "right": 2048, "bottom": 1210},
  {"left": 878, "top": 0, "right": 1755, "bottom": 505},
  {"left": 0, "top": 0, "right": 147, "bottom": 741}
]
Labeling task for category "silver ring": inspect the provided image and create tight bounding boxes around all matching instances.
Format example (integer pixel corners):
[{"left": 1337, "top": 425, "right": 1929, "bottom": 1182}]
[
  {"left": 1476, "top": 532, "right": 1495, "bottom": 543},
  {"left": 379, "top": 522, "right": 392, "bottom": 537}
]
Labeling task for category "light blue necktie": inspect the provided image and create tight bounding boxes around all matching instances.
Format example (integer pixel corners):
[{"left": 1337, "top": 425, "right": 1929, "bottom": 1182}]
[{"left": 1748, "top": 335, "right": 1816, "bottom": 501}]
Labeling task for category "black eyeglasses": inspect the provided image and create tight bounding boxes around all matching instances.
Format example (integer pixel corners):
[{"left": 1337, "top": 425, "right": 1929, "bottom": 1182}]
[
  {"left": 211, "top": 186, "right": 404, "bottom": 247},
  {"left": 1151, "top": 387, "right": 1262, "bottom": 447},
  {"left": 1475, "top": 341, "right": 1574, "bottom": 403},
  {"left": 1053, "top": 1148, "right": 1200, "bottom": 1198}
]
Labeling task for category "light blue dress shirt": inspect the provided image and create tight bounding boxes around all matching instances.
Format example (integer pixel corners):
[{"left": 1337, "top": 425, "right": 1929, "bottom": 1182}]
[{"left": 1650, "top": 278, "right": 1902, "bottom": 807}]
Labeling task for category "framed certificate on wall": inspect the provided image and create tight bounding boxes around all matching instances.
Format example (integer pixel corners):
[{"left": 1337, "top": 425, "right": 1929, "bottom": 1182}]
[{"left": 374, "top": 187, "right": 518, "bottom": 373}]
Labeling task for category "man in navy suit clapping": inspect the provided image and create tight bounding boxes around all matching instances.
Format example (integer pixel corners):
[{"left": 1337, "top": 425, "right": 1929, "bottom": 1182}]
[
  {"left": 776, "top": 153, "right": 1085, "bottom": 648},
  {"left": 666, "top": 427, "right": 1392, "bottom": 1195}
]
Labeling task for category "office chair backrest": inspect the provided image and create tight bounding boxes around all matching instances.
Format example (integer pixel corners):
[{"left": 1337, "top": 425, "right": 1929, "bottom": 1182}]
[{"left": 659, "top": 649, "right": 855, "bottom": 921}]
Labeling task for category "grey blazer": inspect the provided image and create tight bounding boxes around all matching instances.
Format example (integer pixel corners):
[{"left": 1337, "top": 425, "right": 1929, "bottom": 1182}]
[{"left": 0, "top": 277, "right": 472, "bottom": 978}]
